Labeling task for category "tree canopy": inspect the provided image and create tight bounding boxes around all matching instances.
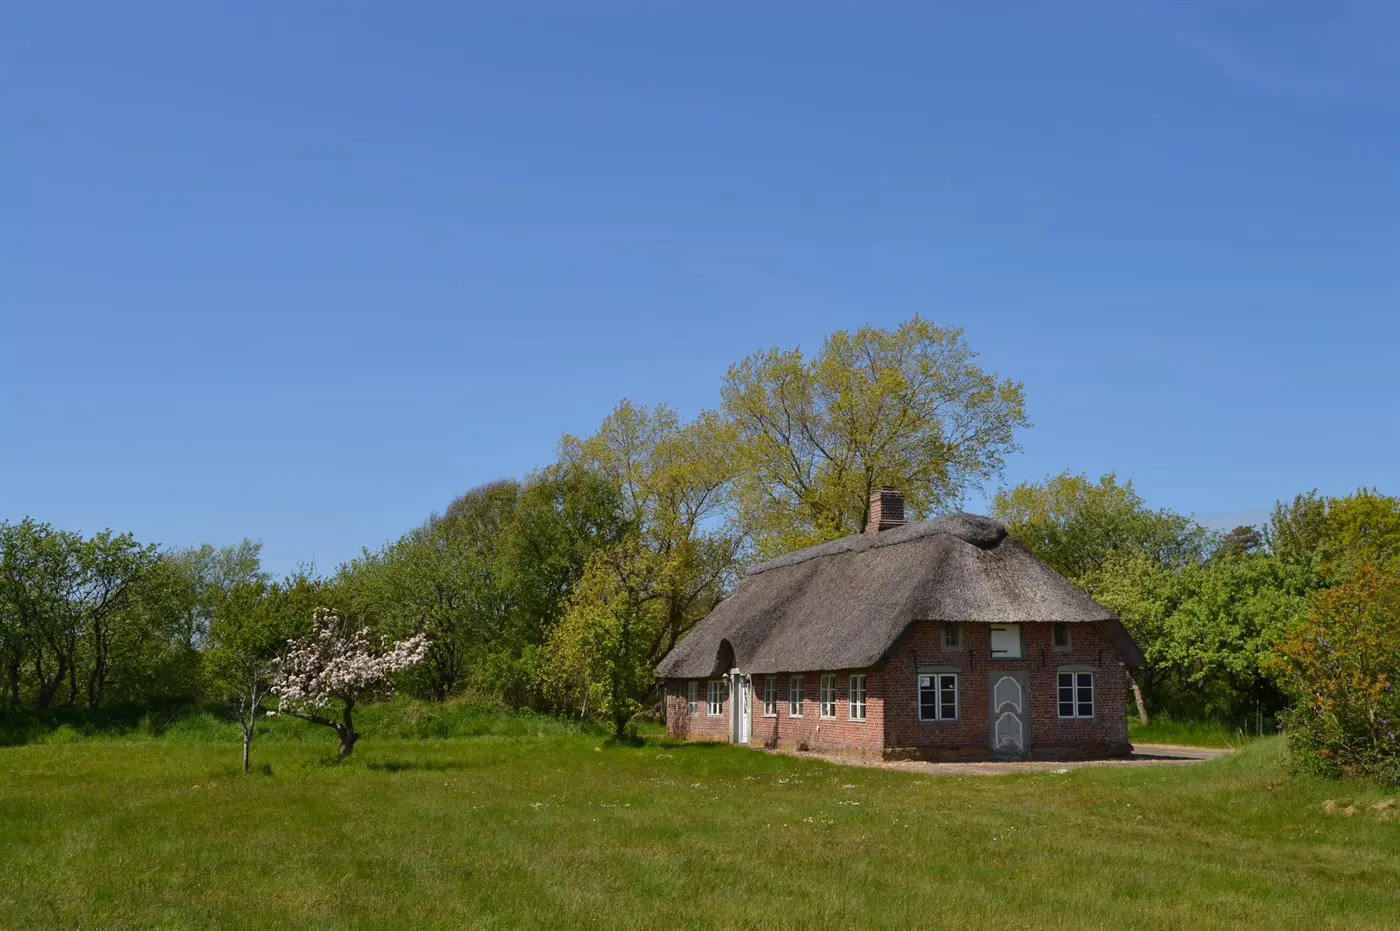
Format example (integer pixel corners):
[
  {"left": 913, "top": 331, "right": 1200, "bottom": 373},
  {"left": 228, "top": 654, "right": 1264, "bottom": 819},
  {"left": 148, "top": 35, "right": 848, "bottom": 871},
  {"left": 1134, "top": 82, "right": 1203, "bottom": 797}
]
[{"left": 723, "top": 317, "right": 1029, "bottom": 556}]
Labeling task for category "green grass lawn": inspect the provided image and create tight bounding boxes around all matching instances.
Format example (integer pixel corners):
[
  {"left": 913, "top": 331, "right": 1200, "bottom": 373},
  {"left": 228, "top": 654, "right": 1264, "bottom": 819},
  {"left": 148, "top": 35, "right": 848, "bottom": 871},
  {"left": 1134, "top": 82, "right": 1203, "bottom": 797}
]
[
  {"left": 2, "top": 716, "right": 1398, "bottom": 929},
  {"left": 1128, "top": 714, "right": 1262, "bottom": 748}
]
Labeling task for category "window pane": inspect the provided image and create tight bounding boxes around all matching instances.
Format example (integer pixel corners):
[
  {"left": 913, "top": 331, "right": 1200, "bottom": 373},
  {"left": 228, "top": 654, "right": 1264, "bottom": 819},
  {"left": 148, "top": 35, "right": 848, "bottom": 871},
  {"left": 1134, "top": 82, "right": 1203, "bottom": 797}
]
[
  {"left": 1059, "top": 701, "right": 1075, "bottom": 717},
  {"left": 919, "top": 683, "right": 937, "bottom": 720},
  {"left": 939, "top": 675, "right": 956, "bottom": 719},
  {"left": 1058, "top": 673, "right": 1073, "bottom": 689}
]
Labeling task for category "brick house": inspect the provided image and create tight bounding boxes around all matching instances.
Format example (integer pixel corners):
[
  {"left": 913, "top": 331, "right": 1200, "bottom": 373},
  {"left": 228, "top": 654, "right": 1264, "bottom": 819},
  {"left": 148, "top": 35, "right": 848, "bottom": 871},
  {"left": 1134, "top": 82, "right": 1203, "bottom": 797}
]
[{"left": 656, "top": 490, "right": 1144, "bottom": 760}]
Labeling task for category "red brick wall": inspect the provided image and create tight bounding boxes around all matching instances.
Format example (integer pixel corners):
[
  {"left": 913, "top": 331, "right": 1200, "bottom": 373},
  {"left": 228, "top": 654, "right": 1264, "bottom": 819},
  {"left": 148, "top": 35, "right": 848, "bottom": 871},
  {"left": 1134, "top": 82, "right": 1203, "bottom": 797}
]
[
  {"left": 663, "top": 671, "right": 885, "bottom": 755},
  {"left": 882, "top": 621, "right": 1130, "bottom": 758},
  {"left": 663, "top": 679, "right": 731, "bottom": 742},
  {"left": 663, "top": 622, "right": 1130, "bottom": 759}
]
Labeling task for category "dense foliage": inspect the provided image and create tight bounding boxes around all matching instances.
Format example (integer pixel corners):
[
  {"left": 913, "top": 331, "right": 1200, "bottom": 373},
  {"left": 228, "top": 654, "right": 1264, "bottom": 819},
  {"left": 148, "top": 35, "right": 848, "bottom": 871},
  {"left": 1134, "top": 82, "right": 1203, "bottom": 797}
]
[
  {"left": 3, "top": 317, "right": 1396, "bottom": 784},
  {"left": 722, "top": 318, "right": 1028, "bottom": 556},
  {"left": 1275, "top": 563, "right": 1400, "bottom": 785},
  {"left": 995, "top": 477, "right": 1400, "bottom": 780}
]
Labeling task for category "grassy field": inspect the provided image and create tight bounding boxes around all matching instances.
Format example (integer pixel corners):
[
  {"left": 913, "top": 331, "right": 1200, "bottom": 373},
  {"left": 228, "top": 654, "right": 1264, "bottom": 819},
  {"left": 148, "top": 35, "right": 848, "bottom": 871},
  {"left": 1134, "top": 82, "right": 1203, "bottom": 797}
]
[
  {"left": 1128, "top": 713, "right": 1265, "bottom": 748},
  {"left": 2, "top": 710, "right": 1398, "bottom": 929}
]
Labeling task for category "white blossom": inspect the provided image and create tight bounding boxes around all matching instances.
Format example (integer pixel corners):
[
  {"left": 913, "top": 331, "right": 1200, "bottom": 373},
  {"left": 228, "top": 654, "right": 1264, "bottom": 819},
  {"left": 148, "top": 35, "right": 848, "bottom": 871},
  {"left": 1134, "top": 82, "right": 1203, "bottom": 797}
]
[{"left": 270, "top": 607, "right": 430, "bottom": 715}]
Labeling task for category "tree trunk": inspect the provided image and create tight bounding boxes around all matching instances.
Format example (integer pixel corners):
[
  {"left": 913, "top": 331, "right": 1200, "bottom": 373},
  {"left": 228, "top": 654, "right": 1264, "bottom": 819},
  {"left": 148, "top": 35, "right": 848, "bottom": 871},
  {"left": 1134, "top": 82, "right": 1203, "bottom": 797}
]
[
  {"left": 241, "top": 686, "right": 256, "bottom": 773},
  {"left": 64, "top": 638, "right": 79, "bottom": 707},
  {"left": 336, "top": 702, "right": 358, "bottom": 758},
  {"left": 88, "top": 621, "right": 109, "bottom": 709},
  {"left": 337, "top": 728, "right": 358, "bottom": 757},
  {"left": 35, "top": 650, "right": 67, "bottom": 710},
  {"left": 1127, "top": 671, "right": 1149, "bottom": 726}
]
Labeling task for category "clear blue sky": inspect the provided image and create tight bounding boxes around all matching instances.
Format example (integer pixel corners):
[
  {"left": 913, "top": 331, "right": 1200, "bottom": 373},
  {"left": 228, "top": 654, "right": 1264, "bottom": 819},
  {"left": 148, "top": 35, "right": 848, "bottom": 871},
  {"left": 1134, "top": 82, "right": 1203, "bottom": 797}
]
[{"left": 3, "top": 3, "right": 1397, "bottom": 577}]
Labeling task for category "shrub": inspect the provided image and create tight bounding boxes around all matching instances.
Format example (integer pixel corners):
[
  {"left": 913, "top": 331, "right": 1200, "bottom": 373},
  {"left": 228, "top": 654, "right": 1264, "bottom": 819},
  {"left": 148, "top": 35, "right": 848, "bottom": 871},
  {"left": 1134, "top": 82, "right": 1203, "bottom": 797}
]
[{"left": 1275, "top": 562, "right": 1400, "bottom": 785}]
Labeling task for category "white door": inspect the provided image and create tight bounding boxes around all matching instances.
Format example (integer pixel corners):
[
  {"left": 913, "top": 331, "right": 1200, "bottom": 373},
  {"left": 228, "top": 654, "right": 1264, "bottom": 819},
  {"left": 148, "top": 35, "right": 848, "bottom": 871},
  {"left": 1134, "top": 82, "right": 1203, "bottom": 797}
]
[
  {"left": 730, "top": 672, "right": 751, "bottom": 744},
  {"left": 990, "top": 673, "right": 1028, "bottom": 756}
]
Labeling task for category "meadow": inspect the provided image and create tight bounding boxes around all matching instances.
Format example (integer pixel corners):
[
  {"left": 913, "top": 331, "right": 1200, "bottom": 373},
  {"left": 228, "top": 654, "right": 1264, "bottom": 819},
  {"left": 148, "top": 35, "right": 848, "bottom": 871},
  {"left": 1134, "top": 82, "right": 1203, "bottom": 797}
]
[{"left": 2, "top": 705, "right": 1397, "bottom": 930}]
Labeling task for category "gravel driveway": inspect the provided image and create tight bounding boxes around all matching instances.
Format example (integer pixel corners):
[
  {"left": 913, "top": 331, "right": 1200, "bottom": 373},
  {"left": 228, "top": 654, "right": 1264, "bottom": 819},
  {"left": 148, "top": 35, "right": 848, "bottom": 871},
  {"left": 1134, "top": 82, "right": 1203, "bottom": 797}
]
[{"left": 785, "top": 743, "right": 1231, "bottom": 776}]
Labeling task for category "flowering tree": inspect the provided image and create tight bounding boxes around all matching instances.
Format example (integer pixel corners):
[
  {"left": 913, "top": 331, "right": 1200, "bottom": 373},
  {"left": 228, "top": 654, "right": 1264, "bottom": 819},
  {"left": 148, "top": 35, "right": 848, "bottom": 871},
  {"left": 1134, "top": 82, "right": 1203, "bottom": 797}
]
[{"left": 270, "top": 607, "right": 430, "bottom": 758}]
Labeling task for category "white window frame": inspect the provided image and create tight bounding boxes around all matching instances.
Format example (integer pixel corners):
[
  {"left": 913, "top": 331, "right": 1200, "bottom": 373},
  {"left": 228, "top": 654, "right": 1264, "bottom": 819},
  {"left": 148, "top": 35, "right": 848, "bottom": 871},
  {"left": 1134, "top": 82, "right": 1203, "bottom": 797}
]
[
  {"left": 762, "top": 675, "right": 779, "bottom": 717},
  {"left": 686, "top": 680, "right": 698, "bottom": 715},
  {"left": 848, "top": 673, "right": 867, "bottom": 722},
  {"left": 788, "top": 675, "right": 803, "bottom": 718},
  {"left": 706, "top": 680, "right": 724, "bottom": 717},
  {"left": 918, "top": 672, "right": 959, "bottom": 722},
  {"left": 944, "top": 622, "right": 961, "bottom": 648},
  {"left": 819, "top": 673, "right": 837, "bottom": 719},
  {"left": 1052, "top": 623, "right": 1072, "bottom": 652},
  {"left": 989, "top": 624, "right": 1023, "bottom": 659},
  {"left": 1057, "top": 671, "right": 1095, "bottom": 719}
]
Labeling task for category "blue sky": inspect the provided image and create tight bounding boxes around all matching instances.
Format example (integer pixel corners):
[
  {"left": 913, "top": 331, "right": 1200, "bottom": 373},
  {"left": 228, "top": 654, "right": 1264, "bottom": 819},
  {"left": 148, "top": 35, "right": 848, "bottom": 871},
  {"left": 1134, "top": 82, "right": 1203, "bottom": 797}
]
[{"left": 3, "top": 2, "right": 1397, "bottom": 576}]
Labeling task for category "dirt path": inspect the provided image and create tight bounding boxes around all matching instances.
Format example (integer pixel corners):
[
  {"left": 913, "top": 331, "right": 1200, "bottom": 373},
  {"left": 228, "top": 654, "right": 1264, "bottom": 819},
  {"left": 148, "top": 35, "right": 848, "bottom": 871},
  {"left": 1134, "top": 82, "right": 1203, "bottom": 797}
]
[{"left": 780, "top": 743, "right": 1231, "bottom": 776}]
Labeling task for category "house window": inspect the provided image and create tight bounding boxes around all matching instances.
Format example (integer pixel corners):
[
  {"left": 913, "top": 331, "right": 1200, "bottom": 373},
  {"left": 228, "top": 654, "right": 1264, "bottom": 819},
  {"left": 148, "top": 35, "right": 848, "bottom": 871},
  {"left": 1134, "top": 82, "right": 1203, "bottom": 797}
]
[
  {"left": 989, "top": 624, "right": 1022, "bottom": 658},
  {"left": 848, "top": 674, "right": 867, "bottom": 721},
  {"left": 918, "top": 672, "right": 958, "bottom": 722},
  {"left": 1058, "top": 672, "right": 1095, "bottom": 719},
  {"left": 1052, "top": 623, "right": 1072, "bottom": 651},
  {"left": 686, "top": 681, "right": 698, "bottom": 715},
  {"left": 707, "top": 680, "right": 724, "bottom": 717},
  {"left": 944, "top": 623, "right": 961, "bottom": 648},
  {"left": 762, "top": 675, "right": 778, "bottom": 717},
  {"left": 819, "top": 673, "right": 836, "bottom": 718},
  {"left": 788, "top": 675, "right": 803, "bottom": 717}
]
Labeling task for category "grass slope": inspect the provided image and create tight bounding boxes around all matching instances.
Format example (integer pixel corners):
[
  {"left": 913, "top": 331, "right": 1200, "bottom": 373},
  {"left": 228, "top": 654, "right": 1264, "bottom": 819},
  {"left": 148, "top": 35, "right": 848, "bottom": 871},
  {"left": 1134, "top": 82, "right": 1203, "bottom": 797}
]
[{"left": 2, "top": 720, "right": 1397, "bottom": 929}]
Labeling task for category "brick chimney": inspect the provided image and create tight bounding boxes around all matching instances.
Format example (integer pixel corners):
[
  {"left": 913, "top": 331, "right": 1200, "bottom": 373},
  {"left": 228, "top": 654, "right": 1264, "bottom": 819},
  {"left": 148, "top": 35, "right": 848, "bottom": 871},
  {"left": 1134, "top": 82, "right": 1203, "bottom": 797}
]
[{"left": 864, "top": 487, "right": 906, "bottom": 534}]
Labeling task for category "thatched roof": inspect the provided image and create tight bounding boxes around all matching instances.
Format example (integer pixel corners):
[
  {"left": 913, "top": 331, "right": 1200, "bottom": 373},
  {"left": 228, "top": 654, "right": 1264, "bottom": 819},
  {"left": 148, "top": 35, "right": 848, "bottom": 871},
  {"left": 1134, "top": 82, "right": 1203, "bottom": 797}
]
[{"left": 657, "top": 513, "right": 1144, "bottom": 678}]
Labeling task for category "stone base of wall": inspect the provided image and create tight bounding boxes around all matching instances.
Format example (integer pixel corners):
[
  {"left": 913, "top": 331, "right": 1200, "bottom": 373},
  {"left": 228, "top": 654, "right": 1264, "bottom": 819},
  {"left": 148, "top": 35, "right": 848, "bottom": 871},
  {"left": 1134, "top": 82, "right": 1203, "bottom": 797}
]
[
  {"left": 885, "top": 741, "right": 1133, "bottom": 762},
  {"left": 758, "top": 734, "right": 885, "bottom": 760}
]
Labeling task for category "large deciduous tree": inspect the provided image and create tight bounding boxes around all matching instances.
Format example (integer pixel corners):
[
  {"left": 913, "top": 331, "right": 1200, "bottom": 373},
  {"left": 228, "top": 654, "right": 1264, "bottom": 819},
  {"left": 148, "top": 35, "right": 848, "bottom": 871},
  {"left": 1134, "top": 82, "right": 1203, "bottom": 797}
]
[
  {"left": 74, "top": 530, "right": 161, "bottom": 709},
  {"left": 337, "top": 480, "right": 522, "bottom": 703},
  {"left": 722, "top": 317, "right": 1029, "bottom": 556},
  {"left": 545, "top": 400, "right": 740, "bottom": 735},
  {"left": 993, "top": 472, "right": 1211, "bottom": 580},
  {"left": 0, "top": 519, "right": 77, "bottom": 709},
  {"left": 0, "top": 520, "right": 161, "bottom": 710},
  {"left": 334, "top": 469, "right": 625, "bottom": 706}
]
